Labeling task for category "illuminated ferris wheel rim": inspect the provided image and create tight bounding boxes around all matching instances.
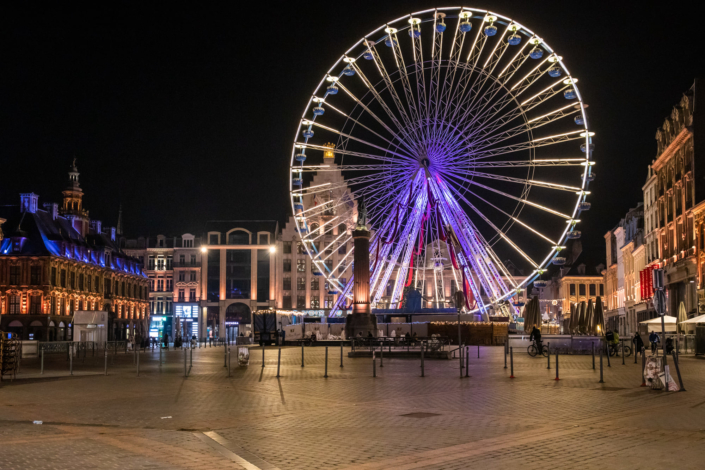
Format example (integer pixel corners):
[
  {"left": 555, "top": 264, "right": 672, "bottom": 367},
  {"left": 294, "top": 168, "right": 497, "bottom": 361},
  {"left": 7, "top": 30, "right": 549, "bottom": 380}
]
[{"left": 289, "top": 6, "right": 595, "bottom": 315}]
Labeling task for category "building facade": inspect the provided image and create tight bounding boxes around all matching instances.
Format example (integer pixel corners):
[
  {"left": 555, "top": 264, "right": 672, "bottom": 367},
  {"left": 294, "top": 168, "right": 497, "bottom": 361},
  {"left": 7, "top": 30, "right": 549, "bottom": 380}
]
[
  {"left": 0, "top": 163, "right": 149, "bottom": 341},
  {"left": 200, "top": 221, "right": 278, "bottom": 340}
]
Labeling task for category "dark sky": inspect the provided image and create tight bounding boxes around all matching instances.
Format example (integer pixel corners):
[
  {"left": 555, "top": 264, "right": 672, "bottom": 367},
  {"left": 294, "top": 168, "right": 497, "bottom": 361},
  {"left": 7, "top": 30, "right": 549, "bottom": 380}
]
[{"left": 1, "top": 1, "right": 703, "bottom": 262}]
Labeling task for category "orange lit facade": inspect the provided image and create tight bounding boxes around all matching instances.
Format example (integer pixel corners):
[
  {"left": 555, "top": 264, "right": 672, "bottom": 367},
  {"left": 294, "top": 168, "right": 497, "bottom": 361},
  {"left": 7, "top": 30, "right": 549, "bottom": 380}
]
[{"left": 0, "top": 163, "right": 148, "bottom": 341}]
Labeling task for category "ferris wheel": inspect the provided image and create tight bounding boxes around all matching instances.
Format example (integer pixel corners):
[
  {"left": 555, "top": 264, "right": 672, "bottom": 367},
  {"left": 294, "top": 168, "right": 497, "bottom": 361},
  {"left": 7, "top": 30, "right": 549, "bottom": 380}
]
[{"left": 290, "top": 7, "right": 595, "bottom": 316}]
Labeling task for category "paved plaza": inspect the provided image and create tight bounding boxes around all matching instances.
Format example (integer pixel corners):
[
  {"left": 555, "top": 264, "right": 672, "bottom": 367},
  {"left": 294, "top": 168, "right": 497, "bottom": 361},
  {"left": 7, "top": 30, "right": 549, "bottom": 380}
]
[{"left": 1, "top": 344, "right": 705, "bottom": 469}]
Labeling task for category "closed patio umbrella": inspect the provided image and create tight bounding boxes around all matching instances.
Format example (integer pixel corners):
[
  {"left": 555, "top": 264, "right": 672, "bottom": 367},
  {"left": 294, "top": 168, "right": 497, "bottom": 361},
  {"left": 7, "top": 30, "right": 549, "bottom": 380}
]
[
  {"left": 568, "top": 302, "right": 577, "bottom": 334},
  {"left": 677, "top": 302, "right": 688, "bottom": 334},
  {"left": 578, "top": 301, "right": 588, "bottom": 334},
  {"left": 523, "top": 297, "right": 536, "bottom": 334},
  {"left": 593, "top": 296, "right": 605, "bottom": 336},
  {"left": 585, "top": 299, "right": 595, "bottom": 335}
]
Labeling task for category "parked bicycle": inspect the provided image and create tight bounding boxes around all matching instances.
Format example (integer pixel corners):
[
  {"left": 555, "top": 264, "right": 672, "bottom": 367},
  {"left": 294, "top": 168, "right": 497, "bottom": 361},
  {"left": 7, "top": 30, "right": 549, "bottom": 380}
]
[{"left": 527, "top": 340, "right": 549, "bottom": 357}]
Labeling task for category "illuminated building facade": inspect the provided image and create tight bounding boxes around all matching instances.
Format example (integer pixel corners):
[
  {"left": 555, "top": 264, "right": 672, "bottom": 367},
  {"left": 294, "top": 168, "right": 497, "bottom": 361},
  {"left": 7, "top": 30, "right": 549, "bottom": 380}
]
[
  {"left": 0, "top": 163, "right": 149, "bottom": 341},
  {"left": 200, "top": 221, "right": 278, "bottom": 340}
]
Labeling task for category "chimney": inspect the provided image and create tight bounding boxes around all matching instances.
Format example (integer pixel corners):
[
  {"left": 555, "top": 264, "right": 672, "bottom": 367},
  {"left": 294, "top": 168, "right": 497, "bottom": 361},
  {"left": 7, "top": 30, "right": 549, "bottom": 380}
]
[
  {"left": 110, "top": 227, "right": 116, "bottom": 241},
  {"left": 42, "top": 202, "right": 59, "bottom": 220},
  {"left": 20, "top": 193, "right": 39, "bottom": 214}
]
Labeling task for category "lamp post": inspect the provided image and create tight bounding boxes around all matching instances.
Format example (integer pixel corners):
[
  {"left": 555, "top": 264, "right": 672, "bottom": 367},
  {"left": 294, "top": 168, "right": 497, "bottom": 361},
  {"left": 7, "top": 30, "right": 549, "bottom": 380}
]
[{"left": 454, "top": 291, "right": 465, "bottom": 376}]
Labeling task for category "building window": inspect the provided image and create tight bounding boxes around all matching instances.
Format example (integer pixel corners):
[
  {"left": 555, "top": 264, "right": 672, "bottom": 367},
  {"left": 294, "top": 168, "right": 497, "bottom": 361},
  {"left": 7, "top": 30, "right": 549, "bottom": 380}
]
[
  {"left": 190, "top": 271, "right": 197, "bottom": 282},
  {"left": 589, "top": 284, "right": 596, "bottom": 296},
  {"left": 157, "top": 297, "right": 164, "bottom": 314},
  {"left": 190, "top": 254, "right": 197, "bottom": 265},
  {"left": 569, "top": 283, "right": 576, "bottom": 296},
  {"left": 283, "top": 277, "right": 292, "bottom": 291},
  {"left": 311, "top": 278, "right": 319, "bottom": 291},
  {"left": 148, "top": 256, "right": 155, "bottom": 270},
  {"left": 167, "top": 256, "right": 173, "bottom": 270},
  {"left": 51, "top": 267, "right": 57, "bottom": 286},
  {"left": 579, "top": 284, "right": 586, "bottom": 296},
  {"left": 178, "top": 289, "right": 185, "bottom": 301},
  {"left": 338, "top": 243, "right": 347, "bottom": 255},
  {"left": 600, "top": 284, "right": 605, "bottom": 296},
  {"left": 258, "top": 233, "right": 269, "bottom": 245},
  {"left": 30, "top": 265, "right": 41, "bottom": 285},
  {"left": 283, "top": 241, "right": 292, "bottom": 254},
  {"left": 338, "top": 261, "right": 346, "bottom": 275},
  {"left": 9, "top": 266, "right": 20, "bottom": 285},
  {"left": 179, "top": 255, "right": 186, "bottom": 265},
  {"left": 157, "top": 279, "right": 164, "bottom": 292},
  {"left": 339, "top": 278, "right": 347, "bottom": 287},
  {"left": 297, "top": 259, "right": 306, "bottom": 272},
  {"left": 228, "top": 231, "right": 250, "bottom": 245},
  {"left": 29, "top": 294, "right": 41, "bottom": 313},
  {"left": 297, "top": 295, "right": 306, "bottom": 309},
  {"left": 297, "top": 277, "right": 306, "bottom": 290},
  {"left": 157, "top": 259, "right": 165, "bottom": 270},
  {"left": 78, "top": 273, "right": 84, "bottom": 290},
  {"left": 179, "top": 271, "right": 185, "bottom": 282},
  {"left": 283, "top": 259, "right": 292, "bottom": 272},
  {"left": 325, "top": 260, "right": 333, "bottom": 273},
  {"left": 297, "top": 243, "right": 305, "bottom": 254},
  {"left": 9, "top": 295, "right": 20, "bottom": 314},
  {"left": 283, "top": 296, "right": 292, "bottom": 309},
  {"left": 70, "top": 272, "right": 76, "bottom": 289},
  {"left": 189, "top": 289, "right": 196, "bottom": 302},
  {"left": 166, "top": 279, "right": 173, "bottom": 291},
  {"left": 87, "top": 275, "right": 92, "bottom": 292},
  {"left": 311, "top": 297, "right": 320, "bottom": 308},
  {"left": 324, "top": 296, "right": 333, "bottom": 308}
]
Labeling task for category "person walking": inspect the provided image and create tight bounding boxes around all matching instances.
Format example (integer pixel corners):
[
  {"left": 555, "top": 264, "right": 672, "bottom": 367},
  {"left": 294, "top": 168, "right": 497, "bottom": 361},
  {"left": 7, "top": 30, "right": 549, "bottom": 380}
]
[
  {"left": 649, "top": 331, "right": 660, "bottom": 355},
  {"left": 632, "top": 331, "right": 644, "bottom": 355}
]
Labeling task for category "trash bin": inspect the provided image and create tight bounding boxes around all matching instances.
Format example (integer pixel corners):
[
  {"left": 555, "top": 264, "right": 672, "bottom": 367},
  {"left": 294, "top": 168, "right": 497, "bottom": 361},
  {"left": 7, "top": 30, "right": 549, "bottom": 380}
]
[{"left": 238, "top": 347, "right": 250, "bottom": 367}]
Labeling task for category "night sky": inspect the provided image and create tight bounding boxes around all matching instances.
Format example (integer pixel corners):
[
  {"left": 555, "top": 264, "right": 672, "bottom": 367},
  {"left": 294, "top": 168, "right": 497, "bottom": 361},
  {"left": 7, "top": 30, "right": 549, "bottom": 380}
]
[{"left": 1, "top": 1, "right": 702, "bottom": 263}]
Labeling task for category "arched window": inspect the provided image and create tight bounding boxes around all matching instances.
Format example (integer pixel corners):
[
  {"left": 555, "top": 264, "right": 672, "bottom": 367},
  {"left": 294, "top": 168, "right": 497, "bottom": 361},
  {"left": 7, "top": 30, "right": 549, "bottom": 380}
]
[{"left": 228, "top": 231, "right": 250, "bottom": 245}]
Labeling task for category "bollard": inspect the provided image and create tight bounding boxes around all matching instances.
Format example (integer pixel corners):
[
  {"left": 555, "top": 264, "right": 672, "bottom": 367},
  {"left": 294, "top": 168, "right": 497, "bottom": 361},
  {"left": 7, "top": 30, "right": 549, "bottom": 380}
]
[
  {"left": 621, "top": 339, "right": 625, "bottom": 365},
  {"left": 133, "top": 345, "right": 136, "bottom": 364},
  {"left": 504, "top": 341, "right": 507, "bottom": 369},
  {"left": 228, "top": 348, "right": 231, "bottom": 377},
  {"left": 41, "top": 347, "right": 44, "bottom": 375},
  {"left": 184, "top": 348, "right": 187, "bottom": 377},
  {"left": 592, "top": 342, "right": 595, "bottom": 370},
  {"left": 547, "top": 343, "right": 551, "bottom": 370},
  {"left": 136, "top": 349, "right": 140, "bottom": 377},
  {"left": 685, "top": 335, "right": 688, "bottom": 354},
  {"left": 224, "top": 341, "right": 227, "bottom": 368},
  {"left": 159, "top": 346, "right": 162, "bottom": 369},
  {"left": 190, "top": 346, "right": 193, "bottom": 368},
  {"left": 478, "top": 344, "right": 480, "bottom": 359},
  {"left": 373, "top": 350, "right": 376, "bottom": 378},
  {"left": 635, "top": 340, "right": 638, "bottom": 364},
  {"left": 70, "top": 343, "right": 73, "bottom": 376},
  {"left": 599, "top": 349, "right": 604, "bottom": 383},
  {"left": 465, "top": 346, "right": 470, "bottom": 377},
  {"left": 380, "top": 344, "right": 383, "bottom": 368},
  {"left": 340, "top": 342, "right": 344, "bottom": 368},
  {"left": 555, "top": 353, "right": 559, "bottom": 380},
  {"left": 324, "top": 347, "right": 329, "bottom": 378},
  {"left": 262, "top": 345, "right": 265, "bottom": 369},
  {"left": 301, "top": 341, "right": 305, "bottom": 368},
  {"left": 459, "top": 343, "right": 463, "bottom": 378},
  {"left": 671, "top": 351, "right": 686, "bottom": 391},
  {"left": 277, "top": 347, "right": 281, "bottom": 378},
  {"left": 640, "top": 347, "right": 647, "bottom": 386},
  {"left": 104, "top": 349, "right": 108, "bottom": 375},
  {"left": 509, "top": 347, "right": 514, "bottom": 379},
  {"left": 420, "top": 341, "right": 425, "bottom": 377}
]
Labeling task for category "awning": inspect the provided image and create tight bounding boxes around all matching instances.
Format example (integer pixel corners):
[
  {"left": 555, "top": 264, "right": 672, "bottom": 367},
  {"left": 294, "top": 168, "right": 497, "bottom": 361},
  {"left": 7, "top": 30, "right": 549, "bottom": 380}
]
[
  {"left": 639, "top": 316, "right": 676, "bottom": 324},
  {"left": 681, "top": 314, "right": 705, "bottom": 324}
]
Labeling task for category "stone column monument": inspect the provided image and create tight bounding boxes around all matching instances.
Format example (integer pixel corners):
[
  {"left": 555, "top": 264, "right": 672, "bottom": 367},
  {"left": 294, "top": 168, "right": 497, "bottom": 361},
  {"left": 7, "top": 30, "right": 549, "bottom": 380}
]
[{"left": 345, "top": 197, "right": 378, "bottom": 338}]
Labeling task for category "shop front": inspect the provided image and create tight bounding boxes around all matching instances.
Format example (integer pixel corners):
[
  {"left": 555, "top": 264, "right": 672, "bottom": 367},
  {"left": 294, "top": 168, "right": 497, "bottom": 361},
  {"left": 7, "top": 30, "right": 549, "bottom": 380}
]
[{"left": 175, "top": 304, "right": 199, "bottom": 340}]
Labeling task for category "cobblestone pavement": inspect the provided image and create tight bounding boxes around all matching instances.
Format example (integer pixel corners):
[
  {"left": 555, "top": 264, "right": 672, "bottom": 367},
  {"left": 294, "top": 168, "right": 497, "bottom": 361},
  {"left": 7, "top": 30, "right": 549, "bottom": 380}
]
[{"left": 1, "top": 344, "right": 704, "bottom": 469}]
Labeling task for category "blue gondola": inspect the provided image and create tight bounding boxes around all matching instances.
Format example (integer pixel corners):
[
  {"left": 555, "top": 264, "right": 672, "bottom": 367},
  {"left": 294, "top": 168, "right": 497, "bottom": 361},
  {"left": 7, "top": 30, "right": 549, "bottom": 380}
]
[
  {"left": 385, "top": 36, "right": 398, "bottom": 47},
  {"left": 294, "top": 203, "right": 304, "bottom": 213},
  {"left": 327, "top": 290, "right": 339, "bottom": 295},
  {"left": 326, "top": 84, "right": 339, "bottom": 95},
  {"left": 574, "top": 115, "right": 585, "bottom": 125},
  {"left": 484, "top": 24, "right": 497, "bottom": 36},
  {"left": 302, "top": 129, "right": 314, "bottom": 139},
  {"left": 586, "top": 173, "right": 595, "bottom": 182},
  {"left": 552, "top": 257, "right": 566, "bottom": 266},
  {"left": 508, "top": 34, "right": 521, "bottom": 45},
  {"left": 459, "top": 21, "right": 472, "bottom": 33},
  {"left": 579, "top": 202, "right": 591, "bottom": 211},
  {"left": 534, "top": 280, "right": 548, "bottom": 288},
  {"left": 580, "top": 143, "right": 595, "bottom": 153},
  {"left": 363, "top": 51, "right": 374, "bottom": 60},
  {"left": 313, "top": 271, "right": 324, "bottom": 276},
  {"left": 564, "top": 88, "right": 576, "bottom": 100},
  {"left": 436, "top": 22, "right": 446, "bottom": 33},
  {"left": 408, "top": 28, "right": 421, "bottom": 38},
  {"left": 343, "top": 65, "right": 355, "bottom": 76},
  {"left": 293, "top": 178, "right": 303, "bottom": 186},
  {"left": 295, "top": 153, "right": 306, "bottom": 162},
  {"left": 313, "top": 106, "right": 325, "bottom": 116},
  {"left": 548, "top": 65, "right": 562, "bottom": 77},
  {"left": 530, "top": 48, "right": 543, "bottom": 59},
  {"left": 566, "top": 231, "right": 581, "bottom": 239}
]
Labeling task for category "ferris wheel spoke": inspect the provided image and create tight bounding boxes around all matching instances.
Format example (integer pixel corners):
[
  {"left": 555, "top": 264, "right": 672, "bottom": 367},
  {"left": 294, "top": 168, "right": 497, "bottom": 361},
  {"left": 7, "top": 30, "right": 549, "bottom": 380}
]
[
  {"left": 427, "top": 12, "right": 444, "bottom": 136},
  {"left": 468, "top": 158, "right": 592, "bottom": 168},
  {"left": 297, "top": 143, "right": 411, "bottom": 165},
  {"left": 457, "top": 170, "right": 582, "bottom": 192},
  {"left": 439, "top": 171, "right": 572, "bottom": 219},
  {"left": 408, "top": 17, "right": 429, "bottom": 140},
  {"left": 364, "top": 43, "right": 423, "bottom": 144},
  {"left": 337, "top": 80, "right": 417, "bottom": 154},
  {"left": 387, "top": 31, "right": 422, "bottom": 132},
  {"left": 322, "top": 101, "right": 417, "bottom": 157},
  {"left": 436, "top": 13, "right": 469, "bottom": 131},
  {"left": 306, "top": 120, "right": 416, "bottom": 162}
]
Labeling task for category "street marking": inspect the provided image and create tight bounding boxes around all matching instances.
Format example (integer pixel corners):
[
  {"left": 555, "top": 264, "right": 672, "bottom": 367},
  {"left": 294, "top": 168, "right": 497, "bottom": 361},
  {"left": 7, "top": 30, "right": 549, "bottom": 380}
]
[{"left": 196, "top": 431, "right": 281, "bottom": 470}]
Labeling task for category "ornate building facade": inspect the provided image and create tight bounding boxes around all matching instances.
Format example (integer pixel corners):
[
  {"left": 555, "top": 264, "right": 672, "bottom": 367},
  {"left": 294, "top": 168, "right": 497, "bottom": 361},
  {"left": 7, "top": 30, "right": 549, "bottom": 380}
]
[{"left": 0, "top": 163, "right": 149, "bottom": 341}]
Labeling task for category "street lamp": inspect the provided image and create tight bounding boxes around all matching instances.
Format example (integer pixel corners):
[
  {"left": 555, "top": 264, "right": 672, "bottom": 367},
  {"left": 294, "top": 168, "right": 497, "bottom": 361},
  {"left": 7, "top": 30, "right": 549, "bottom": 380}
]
[{"left": 454, "top": 291, "right": 466, "bottom": 378}]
